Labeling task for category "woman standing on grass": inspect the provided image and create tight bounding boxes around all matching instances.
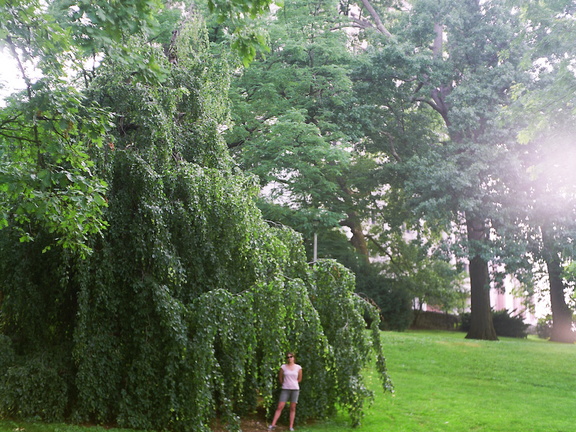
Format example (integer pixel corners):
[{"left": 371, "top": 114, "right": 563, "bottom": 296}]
[{"left": 268, "top": 352, "right": 302, "bottom": 431}]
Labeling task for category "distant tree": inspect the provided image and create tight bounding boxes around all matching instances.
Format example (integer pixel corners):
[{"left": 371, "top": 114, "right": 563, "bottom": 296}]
[
  {"left": 354, "top": 262, "right": 413, "bottom": 331},
  {"left": 225, "top": 0, "right": 472, "bottom": 323},
  {"left": 500, "top": 130, "right": 576, "bottom": 343},
  {"left": 495, "top": 0, "right": 576, "bottom": 343},
  {"left": 226, "top": 0, "right": 381, "bottom": 262},
  {"left": 353, "top": 0, "right": 535, "bottom": 340}
]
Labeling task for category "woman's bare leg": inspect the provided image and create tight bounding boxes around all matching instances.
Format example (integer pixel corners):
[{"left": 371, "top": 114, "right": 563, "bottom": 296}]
[
  {"left": 270, "top": 401, "right": 286, "bottom": 427},
  {"left": 289, "top": 402, "right": 297, "bottom": 429}
]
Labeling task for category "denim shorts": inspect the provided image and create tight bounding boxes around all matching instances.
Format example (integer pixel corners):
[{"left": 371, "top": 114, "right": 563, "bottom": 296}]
[{"left": 279, "top": 389, "right": 300, "bottom": 403}]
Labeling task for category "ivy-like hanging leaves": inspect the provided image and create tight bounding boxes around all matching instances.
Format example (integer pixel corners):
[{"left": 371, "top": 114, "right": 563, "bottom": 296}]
[{"left": 0, "top": 13, "right": 393, "bottom": 431}]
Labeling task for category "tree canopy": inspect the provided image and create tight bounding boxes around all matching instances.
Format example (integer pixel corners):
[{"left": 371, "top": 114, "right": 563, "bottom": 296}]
[
  {"left": 0, "top": 2, "right": 392, "bottom": 431},
  {"left": 2, "top": 2, "right": 576, "bottom": 432},
  {"left": 226, "top": 0, "right": 576, "bottom": 341}
]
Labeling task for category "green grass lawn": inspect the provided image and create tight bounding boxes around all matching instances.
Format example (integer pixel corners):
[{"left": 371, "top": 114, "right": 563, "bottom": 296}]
[
  {"left": 1, "top": 330, "right": 575, "bottom": 432},
  {"left": 299, "top": 330, "right": 576, "bottom": 432}
]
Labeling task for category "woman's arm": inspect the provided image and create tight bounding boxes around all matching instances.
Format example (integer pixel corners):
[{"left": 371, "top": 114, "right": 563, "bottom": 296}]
[
  {"left": 298, "top": 367, "right": 302, "bottom": 383},
  {"left": 278, "top": 367, "right": 284, "bottom": 385}
]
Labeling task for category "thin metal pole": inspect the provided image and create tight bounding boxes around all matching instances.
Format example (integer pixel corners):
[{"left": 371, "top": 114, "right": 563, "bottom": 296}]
[{"left": 313, "top": 232, "right": 318, "bottom": 263}]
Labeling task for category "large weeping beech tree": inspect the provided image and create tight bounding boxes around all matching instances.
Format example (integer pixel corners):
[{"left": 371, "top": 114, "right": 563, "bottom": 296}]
[{"left": 0, "top": 12, "right": 391, "bottom": 432}]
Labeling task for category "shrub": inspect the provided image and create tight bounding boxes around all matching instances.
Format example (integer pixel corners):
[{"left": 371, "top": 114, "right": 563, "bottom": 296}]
[
  {"left": 536, "top": 315, "right": 553, "bottom": 339},
  {"left": 459, "top": 312, "right": 471, "bottom": 332},
  {"left": 355, "top": 267, "right": 413, "bottom": 331},
  {"left": 412, "top": 310, "right": 459, "bottom": 330},
  {"left": 459, "top": 310, "right": 529, "bottom": 338},
  {"left": 0, "top": 358, "right": 68, "bottom": 422},
  {"left": 492, "top": 309, "right": 530, "bottom": 338}
]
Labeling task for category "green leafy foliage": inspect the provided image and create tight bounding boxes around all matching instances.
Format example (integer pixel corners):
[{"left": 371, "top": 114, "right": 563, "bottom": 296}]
[
  {"left": 0, "top": 0, "right": 166, "bottom": 254},
  {"left": 310, "top": 260, "right": 393, "bottom": 426},
  {"left": 491, "top": 310, "right": 530, "bottom": 339},
  {"left": 206, "top": 0, "right": 280, "bottom": 65},
  {"left": 0, "top": 358, "right": 68, "bottom": 422},
  {"left": 0, "top": 84, "right": 111, "bottom": 254},
  {"left": 226, "top": 0, "right": 362, "bottom": 223},
  {"left": 0, "top": 13, "right": 392, "bottom": 431}
]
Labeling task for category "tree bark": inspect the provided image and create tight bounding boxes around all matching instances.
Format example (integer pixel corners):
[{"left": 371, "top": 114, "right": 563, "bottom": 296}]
[
  {"left": 465, "top": 216, "right": 498, "bottom": 340},
  {"left": 358, "top": 0, "right": 393, "bottom": 37},
  {"left": 541, "top": 225, "right": 574, "bottom": 343},
  {"left": 341, "top": 210, "right": 370, "bottom": 265},
  {"left": 336, "top": 176, "right": 371, "bottom": 264}
]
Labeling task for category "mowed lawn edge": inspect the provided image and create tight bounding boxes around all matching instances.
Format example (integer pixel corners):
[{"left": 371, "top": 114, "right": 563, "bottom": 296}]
[{"left": 301, "top": 330, "right": 576, "bottom": 432}]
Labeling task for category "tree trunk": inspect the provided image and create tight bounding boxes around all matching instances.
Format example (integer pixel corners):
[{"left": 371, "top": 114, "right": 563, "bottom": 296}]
[
  {"left": 541, "top": 225, "right": 574, "bottom": 343},
  {"left": 341, "top": 210, "right": 370, "bottom": 265},
  {"left": 337, "top": 176, "right": 371, "bottom": 265},
  {"left": 465, "top": 216, "right": 498, "bottom": 340}
]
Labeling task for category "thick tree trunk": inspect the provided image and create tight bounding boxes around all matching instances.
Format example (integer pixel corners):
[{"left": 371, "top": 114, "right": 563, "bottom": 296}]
[
  {"left": 337, "top": 177, "right": 370, "bottom": 265},
  {"left": 546, "top": 257, "right": 574, "bottom": 343},
  {"left": 465, "top": 216, "right": 498, "bottom": 340},
  {"left": 341, "top": 210, "right": 370, "bottom": 265},
  {"left": 541, "top": 225, "right": 574, "bottom": 343}
]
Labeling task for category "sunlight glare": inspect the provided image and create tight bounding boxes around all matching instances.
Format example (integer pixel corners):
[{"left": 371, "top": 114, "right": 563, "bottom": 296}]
[
  {"left": 0, "top": 48, "right": 25, "bottom": 105},
  {"left": 527, "top": 132, "right": 576, "bottom": 205}
]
